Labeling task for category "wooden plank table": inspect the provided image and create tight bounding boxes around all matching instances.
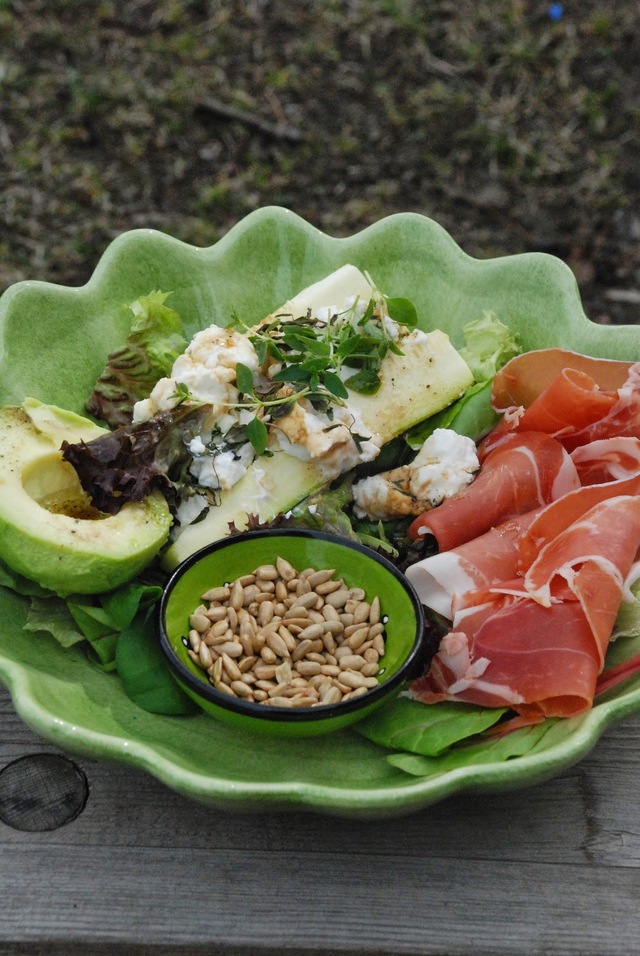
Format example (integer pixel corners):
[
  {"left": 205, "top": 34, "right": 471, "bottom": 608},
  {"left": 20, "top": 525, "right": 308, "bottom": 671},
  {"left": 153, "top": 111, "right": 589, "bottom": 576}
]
[{"left": 2, "top": 682, "right": 640, "bottom": 956}]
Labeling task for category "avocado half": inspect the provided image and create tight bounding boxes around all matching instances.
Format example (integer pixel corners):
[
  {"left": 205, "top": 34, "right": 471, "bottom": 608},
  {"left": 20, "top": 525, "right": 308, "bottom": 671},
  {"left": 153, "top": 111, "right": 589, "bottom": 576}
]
[{"left": 0, "top": 401, "right": 172, "bottom": 596}]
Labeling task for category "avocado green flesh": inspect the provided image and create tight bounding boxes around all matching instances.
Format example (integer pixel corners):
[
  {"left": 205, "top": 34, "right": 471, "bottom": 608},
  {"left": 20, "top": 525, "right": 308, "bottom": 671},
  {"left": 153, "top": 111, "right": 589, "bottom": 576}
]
[
  {"left": 0, "top": 404, "right": 172, "bottom": 596},
  {"left": 163, "top": 328, "right": 473, "bottom": 569}
]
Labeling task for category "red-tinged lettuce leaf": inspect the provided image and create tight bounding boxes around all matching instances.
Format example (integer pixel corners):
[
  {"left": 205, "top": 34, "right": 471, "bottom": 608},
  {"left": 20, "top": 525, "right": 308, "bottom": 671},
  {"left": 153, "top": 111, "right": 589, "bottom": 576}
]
[
  {"left": 61, "top": 404, "right": 205, "bottom": 514},
  {"left": 86, "top": 291, "right": 188, "bottom": 428},
  {"left": 355, "top": 695, "right": 507, "bottom": 756}
]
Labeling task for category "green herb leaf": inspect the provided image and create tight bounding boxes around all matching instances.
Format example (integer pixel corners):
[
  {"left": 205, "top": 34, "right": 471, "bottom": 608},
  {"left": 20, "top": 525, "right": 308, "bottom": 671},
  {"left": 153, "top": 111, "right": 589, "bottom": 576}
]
[
  {"left": 336, "top": 335, "right": 365, "bottom": 359},
  {"left": 358, "top": 297, "right": 375, "bottom": 326},
  {"left": 235, "top": 362, "right": 255, "bottom": 396},
  {"left": 321, "top": 371, "right": 349, "bottom": 399},
  {"left": 170, "top": 382, "right": 193, "bottom": 407},
  {"left": 271, "top": 365, "right": 312, "bottom": 384},
  {"left": 246, "top": 416, "right": 268, "bottom": 455},
  {"left": 343, "top": 367, "right": 382, "bottom": 394},
  {"left": 282, "top": 323, "right": 318, "bottom": 339},
  {"left": 386, "top": 296, "right": 418, "bottom": 328},
  {"left": 284, "top": 332, "right": 331, "bottom": 357},
  {"left": 254, "top": 338, "right": 269, "bottom": 365}
]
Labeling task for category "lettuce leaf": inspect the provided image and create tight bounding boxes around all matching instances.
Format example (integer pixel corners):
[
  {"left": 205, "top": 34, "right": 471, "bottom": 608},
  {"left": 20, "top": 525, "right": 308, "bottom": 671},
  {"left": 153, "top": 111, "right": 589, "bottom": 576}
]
[
  {"left": 86, "top": 291, "right": 188, "bottom": 428},
  {"left": 20, "top": 578, "right": 164, "bottom": 669},
  {"left": 459, "top": 310, "right": 521, "bottom": 382},
  {"left": 386, "top": 717, "right": 580, "bottom": 777},
  {"left": 406, "top": 312, "right": 521, "bottom": 448},
  {"left": 23, "top": 596, "right": 86, "bottom": 649},
  {"left": 114, "top": 609, "right": 199, "bottom": 715},
  {"left": 4, "top": 558, "right": 192, "bottom": 713}
]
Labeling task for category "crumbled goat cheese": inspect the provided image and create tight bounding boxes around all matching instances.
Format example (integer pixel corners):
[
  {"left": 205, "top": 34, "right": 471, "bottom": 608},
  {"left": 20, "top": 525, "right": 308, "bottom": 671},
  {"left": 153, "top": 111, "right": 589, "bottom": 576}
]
[
  {"left": 189, "top": 442, "right": 255, "bottom": 492},
  {"left": 352, "top": 428, "right": 480, "bottom": 519},
  {"left": 132, "top": 325, "right": 259, "bottom": 423},
  {"left": 131, "top": 325, "right": 263, "bottom": 499}
]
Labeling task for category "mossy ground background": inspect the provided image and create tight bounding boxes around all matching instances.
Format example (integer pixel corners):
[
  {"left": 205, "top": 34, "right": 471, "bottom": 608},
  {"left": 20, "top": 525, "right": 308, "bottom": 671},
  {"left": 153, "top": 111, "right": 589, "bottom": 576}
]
[{"left": 1, "top": 1, "right": 638, "bottom": 324}]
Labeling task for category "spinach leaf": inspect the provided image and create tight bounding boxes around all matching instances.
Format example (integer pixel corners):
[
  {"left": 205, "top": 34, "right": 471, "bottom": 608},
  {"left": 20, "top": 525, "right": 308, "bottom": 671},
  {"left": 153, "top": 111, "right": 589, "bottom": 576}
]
[
  {"left": 386, "top": 717, "right": 581, "bottom": 777},
  {"left": 355, "top": 695, "right": 507, "bottom": 756},
  {"left": 115, "top": 609, "right": 198, "bottom": 716}
]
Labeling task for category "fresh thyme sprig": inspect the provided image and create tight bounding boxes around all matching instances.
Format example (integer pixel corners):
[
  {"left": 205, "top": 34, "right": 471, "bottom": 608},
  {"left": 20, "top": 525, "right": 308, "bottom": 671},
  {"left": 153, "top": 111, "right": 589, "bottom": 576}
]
[{"left": 169, "top": 381, "right": 194, "bottom": 407}]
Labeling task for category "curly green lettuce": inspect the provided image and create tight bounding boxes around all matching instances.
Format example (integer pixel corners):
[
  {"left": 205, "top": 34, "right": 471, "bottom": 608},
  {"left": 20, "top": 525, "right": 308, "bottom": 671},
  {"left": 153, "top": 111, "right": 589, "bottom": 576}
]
[{"left": 86, "top": 291, "right": 188, "bottom": 427}]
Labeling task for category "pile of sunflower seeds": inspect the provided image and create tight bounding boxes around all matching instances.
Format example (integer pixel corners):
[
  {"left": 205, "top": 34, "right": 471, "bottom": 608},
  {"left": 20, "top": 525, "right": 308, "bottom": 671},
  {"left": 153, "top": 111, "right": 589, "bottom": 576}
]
[{"left": 185, "top": 555, "right": 387, "bottom": 707}]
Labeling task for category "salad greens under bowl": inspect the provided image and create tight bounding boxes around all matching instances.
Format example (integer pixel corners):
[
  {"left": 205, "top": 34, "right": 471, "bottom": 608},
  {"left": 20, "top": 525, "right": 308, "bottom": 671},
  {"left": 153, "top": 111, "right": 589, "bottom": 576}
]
[{"left": 1, "top": 206, "right": 640, "bottom": 817}]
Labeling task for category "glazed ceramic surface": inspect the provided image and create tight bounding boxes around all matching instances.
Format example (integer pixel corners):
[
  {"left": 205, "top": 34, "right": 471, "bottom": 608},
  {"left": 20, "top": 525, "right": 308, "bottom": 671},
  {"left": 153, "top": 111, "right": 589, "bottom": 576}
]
[{"left": 1, "top": 207, "right": 639, "bottom": 816}]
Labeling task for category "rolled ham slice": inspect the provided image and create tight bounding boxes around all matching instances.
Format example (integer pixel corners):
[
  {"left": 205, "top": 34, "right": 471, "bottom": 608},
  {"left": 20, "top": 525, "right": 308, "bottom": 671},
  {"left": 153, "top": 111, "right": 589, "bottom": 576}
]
[
  {"left": 491, "top": 348, "right": 634, "bottom": 413},
  {"left": 571, "top": 437, "right": 640, "bottom": 484},
  {"left": 524, "top": 494, "right": 640, "bottom": 663},
  {"left": 483, "top": 361, "right": 640, "bottom": 456},
  {"left": 561, "top": 363, "right": 640, "bottom": 452},
  {"left": 412, "top": 598, "right": 600, "bottom": 718},
  {"left": 405, "top": 511, "right": 538, "bottom": 620},
  {"left": 507, "top": 368, "right": 617, "bottom": 436}
]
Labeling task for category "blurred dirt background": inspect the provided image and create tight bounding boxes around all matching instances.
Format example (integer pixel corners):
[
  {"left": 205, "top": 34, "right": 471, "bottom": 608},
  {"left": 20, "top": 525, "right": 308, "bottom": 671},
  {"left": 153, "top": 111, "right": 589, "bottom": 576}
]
[{"left": 1, "top": 0, "right": 639, "bottom": 323}]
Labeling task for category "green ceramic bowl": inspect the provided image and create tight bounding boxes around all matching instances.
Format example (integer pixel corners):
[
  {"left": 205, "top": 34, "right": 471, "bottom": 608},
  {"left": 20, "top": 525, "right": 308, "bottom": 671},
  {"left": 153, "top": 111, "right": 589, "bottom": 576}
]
[
  {"left": 1, "top": 207, "right": 639, "bottom": 816},
  {"left": 158, "top": 530, "right": 425, "bottom": 737}
]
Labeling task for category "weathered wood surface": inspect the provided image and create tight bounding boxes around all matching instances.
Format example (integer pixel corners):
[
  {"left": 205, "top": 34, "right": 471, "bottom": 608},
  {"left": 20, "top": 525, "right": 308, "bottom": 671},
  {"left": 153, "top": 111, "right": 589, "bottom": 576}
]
[{"left": 2, "top": 683, "right": 640, "bottom": 956}]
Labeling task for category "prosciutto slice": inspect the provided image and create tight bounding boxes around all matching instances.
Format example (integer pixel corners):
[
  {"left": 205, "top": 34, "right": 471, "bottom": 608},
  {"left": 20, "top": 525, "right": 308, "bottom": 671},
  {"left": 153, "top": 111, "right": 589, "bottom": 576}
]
[
  {"left": 483, "top": 362, "right": 640, "bottom": 456},
  {"left": 561, "top": 363, "right": 640, "bottom": 452},
  {"left": 518, "top": 475, "right": 640, "bottom": 570},
  {"left": 480, "top": 367, "right": 620, "bottom": 457},
  {"left": 407, "top": 431, "right": 579, "bottom": 551},
  {"left": 413, "top": 597, "right": 600, "bottom": 717},
  {"left": 507, "top": 368, "right": 617, "bottom": 436},
  {"left": 524, "top": 494, "right": 640, "bottom": 659},
  {"left": 491, "top": 348, "right": 633, "bottom": 413},
  {"left": 407, "top": 348, "right": 640, "bottom": 723},
  {"left": 571, "top": 437, "right": 640, "bottom": 485},
  {"left": 405, "top": 511, "right": 538, "bottom": 620}
]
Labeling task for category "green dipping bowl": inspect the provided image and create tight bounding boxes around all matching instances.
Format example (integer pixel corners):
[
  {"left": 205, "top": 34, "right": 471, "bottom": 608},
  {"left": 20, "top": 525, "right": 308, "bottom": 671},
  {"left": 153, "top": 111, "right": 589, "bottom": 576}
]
[{"left": 158, "top": 529, "right": 425, "bottom": 737}]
